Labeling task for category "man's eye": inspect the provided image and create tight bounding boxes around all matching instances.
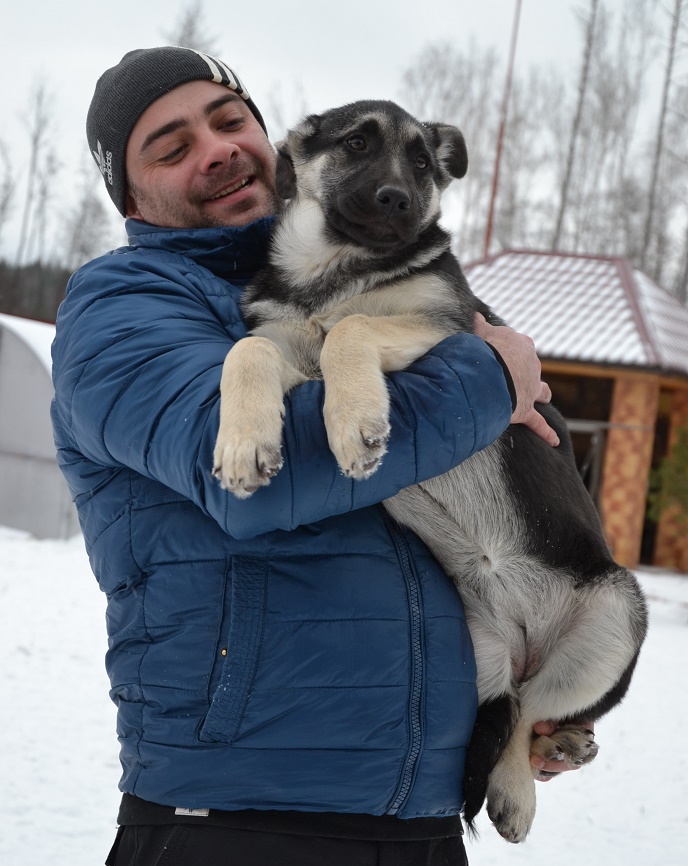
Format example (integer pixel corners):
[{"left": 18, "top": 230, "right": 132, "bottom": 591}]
[
  {"left": 415, "top": 154, "right": 429, "bottom": 170},
  {"left": 159, "top": 146, "right": 185, "bottom": 163},
  {"left": 221, "top": 118, "right": 243, "bottom": 130},
  {"left": 347, "top": 135, "right": 367, "bottom": 151}
]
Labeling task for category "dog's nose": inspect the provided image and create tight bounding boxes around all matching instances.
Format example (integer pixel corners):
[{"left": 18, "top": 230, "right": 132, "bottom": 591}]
[{"left": 376, "top": 185, "right": 411, "bottom": 212}]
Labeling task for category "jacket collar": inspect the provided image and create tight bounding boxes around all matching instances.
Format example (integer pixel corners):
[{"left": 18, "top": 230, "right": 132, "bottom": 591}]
[{"left": 125, "top": 217, "right": 275, "bottom": 281}]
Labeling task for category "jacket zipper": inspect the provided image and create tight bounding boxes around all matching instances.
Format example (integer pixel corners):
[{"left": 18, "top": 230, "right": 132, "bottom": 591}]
[{"left": 384, "top": 511, "right": 425, "bottom": 815}]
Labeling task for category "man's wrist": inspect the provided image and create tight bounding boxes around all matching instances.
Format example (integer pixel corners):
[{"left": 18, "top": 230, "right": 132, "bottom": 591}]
[{"left": 484, "top": 343, "right": 517, "bottom": 412}]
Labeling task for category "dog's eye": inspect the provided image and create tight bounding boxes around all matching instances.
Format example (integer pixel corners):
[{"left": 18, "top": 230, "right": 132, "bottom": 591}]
[
  {"left": 347, "top": 135, "right": 367, "bottom": 151},
  {"left": 415, "top": 154, "right": 430, "bottom": 170}
]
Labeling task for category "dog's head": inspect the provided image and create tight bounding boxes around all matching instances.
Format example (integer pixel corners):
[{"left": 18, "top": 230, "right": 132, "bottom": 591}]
[{"left": 275, "top": 100, "right": 467, "bottom": 250}]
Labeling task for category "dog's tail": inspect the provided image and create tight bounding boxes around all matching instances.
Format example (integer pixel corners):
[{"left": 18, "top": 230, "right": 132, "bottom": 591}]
[{"left": 462, "top": 694, "right": 517, "bottom": 836}]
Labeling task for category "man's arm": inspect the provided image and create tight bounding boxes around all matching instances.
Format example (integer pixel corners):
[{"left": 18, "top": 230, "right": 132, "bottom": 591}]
[
  {"left": 54, "top": 255, "right": 511, "bottom": 537},
  {"left": 53, "top": 262, "right": 552, "bottom": 540}
]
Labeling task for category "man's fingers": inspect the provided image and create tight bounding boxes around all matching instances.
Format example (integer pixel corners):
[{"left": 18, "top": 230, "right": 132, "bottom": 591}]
[
  {"left": 535, "top": 381, "right": 552, "bottom": 405},
  {"left": 473, "top": 313, "right": 559, "bottom": 447},
  {"left": 473, "top": 311, "right": 488, "bottom": 333},
  {"left": 532, "top": 720, "right": 558, "bottom": 736},
  {"left": 517, "top": 408, "right": 560, "bottom": 447}
]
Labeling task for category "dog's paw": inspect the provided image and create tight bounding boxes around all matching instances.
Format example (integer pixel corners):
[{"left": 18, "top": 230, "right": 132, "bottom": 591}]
[
  {"left": 530, "top": 724, "right": 599, "bottom": 776},
  {"left": 485, "top": 754, "right": 536, "bottom": 844},
  {"left": 213, "top": 428, "right": 283, "bottom": 498},
  {"left": 326, "top": 413, "right": 391, "bottom": 480},
  {"left": 486, "top": 777, "right": 536, "bottom": 844}
]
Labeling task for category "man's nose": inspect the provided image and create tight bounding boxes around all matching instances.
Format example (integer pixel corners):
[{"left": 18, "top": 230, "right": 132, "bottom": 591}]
[{"left": 198, "top": 130, "right": 239, "bottom": 172}]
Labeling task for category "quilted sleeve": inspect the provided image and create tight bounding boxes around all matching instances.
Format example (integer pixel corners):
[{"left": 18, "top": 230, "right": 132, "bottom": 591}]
[{"left": 52, "top": 253, "right": 512, "bottom": 540}]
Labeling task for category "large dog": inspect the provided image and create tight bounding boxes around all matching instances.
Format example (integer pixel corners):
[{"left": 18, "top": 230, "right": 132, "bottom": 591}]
[{"left": 212, "top": 100, "right": 648, "bottom": 842}]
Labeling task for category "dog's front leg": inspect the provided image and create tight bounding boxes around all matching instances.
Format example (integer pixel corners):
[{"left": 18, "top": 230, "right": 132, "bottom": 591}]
[
  {"left": 319, "top": 314, "right": 445, "bottom": 479},
  {"left": 214, "top": 337, "right": 306, "bottom": 498}
]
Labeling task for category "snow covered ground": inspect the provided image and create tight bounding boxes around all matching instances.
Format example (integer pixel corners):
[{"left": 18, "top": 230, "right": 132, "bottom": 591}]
[{"left": 1, "top": 525, "right": 686, "bottom": 866}]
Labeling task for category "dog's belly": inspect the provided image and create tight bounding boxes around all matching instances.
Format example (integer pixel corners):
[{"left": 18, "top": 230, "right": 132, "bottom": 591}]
[{"left": 384, "top": 442, "right": 587, "bottom": 700}]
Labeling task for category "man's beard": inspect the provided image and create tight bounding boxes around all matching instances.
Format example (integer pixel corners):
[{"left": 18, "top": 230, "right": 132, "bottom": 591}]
[{"left": 128, "top": 160, "right": 280, "bottom": 229}]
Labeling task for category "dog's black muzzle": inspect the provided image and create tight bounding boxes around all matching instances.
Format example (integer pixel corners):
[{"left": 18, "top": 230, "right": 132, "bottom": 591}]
[{"left": 327, "top": 181, "right": 421, "bottom": 249}]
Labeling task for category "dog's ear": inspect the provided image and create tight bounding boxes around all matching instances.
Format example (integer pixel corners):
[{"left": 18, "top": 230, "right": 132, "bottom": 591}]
[
  {"left": 274, "top": 114, "right": 323, "bottom": 200},
  {"left": 425, "top": 123, "right": 468, "bottom": 180},
  {"left": 275, "top": 140, "right": 298, "bottom": 200}
]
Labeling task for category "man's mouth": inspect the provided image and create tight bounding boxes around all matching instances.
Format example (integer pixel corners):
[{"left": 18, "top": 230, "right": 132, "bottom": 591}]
[{"left": 208, "top": 176, "right": 253, "bottom": 200}]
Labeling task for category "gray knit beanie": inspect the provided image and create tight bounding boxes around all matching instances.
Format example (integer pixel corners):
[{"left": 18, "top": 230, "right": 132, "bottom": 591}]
[{"left": 86, "top": 46, "right": 268, "bottom": 216}]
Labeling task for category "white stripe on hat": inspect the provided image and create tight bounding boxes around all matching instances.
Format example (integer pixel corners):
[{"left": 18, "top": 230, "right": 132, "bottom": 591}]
[
  {"left": 189, "top": 49, "right": 223, "bottom": 84},
  {"left": 214, "top": 58, "right": 250, "bottom": 101},
  {"left": 188, "top": 49, "right": 251, "bottom": 102}
]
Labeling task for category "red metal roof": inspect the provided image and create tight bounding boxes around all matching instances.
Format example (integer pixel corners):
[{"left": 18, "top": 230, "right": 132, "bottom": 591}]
[{"left": 465, "top": 250, "right": 688, "bottom": 376}]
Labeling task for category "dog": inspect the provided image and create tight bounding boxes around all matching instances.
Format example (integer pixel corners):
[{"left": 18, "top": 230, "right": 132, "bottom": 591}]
[{"left": 212, "top": 100, "right": 648, "bottom": 842}]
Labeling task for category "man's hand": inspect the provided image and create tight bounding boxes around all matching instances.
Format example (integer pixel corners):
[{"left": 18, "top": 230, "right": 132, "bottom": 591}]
[
  {"left": 530, "top": 720, "right": 597, "bottom": 782},
  {"left": 473, "top": 313, "right": 559, "bottom": 447}
]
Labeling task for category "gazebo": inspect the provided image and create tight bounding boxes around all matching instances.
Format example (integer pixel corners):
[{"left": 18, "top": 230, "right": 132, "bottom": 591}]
[{"left": 466, "top": 250, "right": 688, "bottom": 571}]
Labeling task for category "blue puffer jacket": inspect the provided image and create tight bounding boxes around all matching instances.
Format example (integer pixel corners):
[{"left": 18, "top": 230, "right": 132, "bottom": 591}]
[{"left": 51, "top": 217, "right": 513, "bottom": 819}]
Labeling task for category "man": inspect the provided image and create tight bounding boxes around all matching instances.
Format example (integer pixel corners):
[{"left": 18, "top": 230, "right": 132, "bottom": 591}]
[{"left": 51, "top": 47, "right": 579, "bottom": 866}]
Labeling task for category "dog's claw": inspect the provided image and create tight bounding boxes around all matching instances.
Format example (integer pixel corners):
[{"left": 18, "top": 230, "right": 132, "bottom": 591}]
[{"left": 212, "top": 442, "right": 283, "bottom": 498}]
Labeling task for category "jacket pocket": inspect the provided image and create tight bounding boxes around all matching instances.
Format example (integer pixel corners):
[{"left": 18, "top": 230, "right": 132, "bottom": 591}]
[{"left": 199, "top": 556, "right": 268, "bottom": 744}]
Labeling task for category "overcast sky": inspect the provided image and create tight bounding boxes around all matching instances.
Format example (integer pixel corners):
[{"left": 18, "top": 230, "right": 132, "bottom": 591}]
[{"left": 0, "top": 0, "right": 640, "bottom": 260}]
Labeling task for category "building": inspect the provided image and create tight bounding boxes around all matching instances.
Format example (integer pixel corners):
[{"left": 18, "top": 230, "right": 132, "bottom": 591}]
[
  {"left": 0, "top": 313, "right": 79, "bottom": 539},
  {"left": 466, "top": 250, "right": 688, "bottom": 571}
]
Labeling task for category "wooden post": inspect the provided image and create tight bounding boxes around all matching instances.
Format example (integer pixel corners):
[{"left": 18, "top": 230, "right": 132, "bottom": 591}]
[
  {"left": 653, "top": 388, "right": 688, "bottom": 572},
  {"left": 599, "top": 375, "right": 660, "bottom": 567}
]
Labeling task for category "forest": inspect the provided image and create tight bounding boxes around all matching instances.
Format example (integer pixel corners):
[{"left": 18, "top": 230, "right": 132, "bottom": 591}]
[{"left": 0, "top": 0, "right": 686, "bottom": 323}]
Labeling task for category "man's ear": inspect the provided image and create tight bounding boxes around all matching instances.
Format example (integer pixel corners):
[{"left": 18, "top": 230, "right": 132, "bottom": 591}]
[{"left": 124, "top": 189, "right": 143, "bottom": 220}]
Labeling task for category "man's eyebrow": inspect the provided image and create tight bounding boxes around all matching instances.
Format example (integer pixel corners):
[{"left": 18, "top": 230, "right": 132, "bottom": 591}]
[
  {"left": 138, "top": 93, "right": 245, "bottom": 155},
  {"left": 139, "top": 119, "right": 188, "bottom": 155},
  {"left": 204, "top": 93, "right": 243, "bottom": 116}
]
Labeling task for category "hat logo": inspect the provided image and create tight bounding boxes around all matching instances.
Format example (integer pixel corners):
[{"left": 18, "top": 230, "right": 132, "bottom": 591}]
[{"left": 93, "top": 140, "right": 113, "bottom": 186}]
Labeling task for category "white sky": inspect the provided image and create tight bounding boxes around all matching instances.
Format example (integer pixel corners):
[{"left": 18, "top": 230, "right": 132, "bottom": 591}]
[{"left": 0, "top": 0, "right": 648, "bottom": 260}]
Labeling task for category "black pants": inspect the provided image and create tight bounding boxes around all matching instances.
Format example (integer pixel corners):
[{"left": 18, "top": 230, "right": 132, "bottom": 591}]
[{"left": 106, "top": 824, "right": 469, "bottom": 866}]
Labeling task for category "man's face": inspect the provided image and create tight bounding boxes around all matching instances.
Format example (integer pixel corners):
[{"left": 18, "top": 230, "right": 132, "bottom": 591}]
[{"left": 125, "top": 79, "right": 278, "bottom": 228}]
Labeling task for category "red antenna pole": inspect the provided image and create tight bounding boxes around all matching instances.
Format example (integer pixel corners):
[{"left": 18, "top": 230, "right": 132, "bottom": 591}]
[{"left": 483, "top": 0, "right": 523, "bottom": 258}]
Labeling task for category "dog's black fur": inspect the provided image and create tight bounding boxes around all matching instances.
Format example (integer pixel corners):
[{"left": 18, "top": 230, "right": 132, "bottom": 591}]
[{"left": 213, "top": 100, "right": 648, "bottom": 841}]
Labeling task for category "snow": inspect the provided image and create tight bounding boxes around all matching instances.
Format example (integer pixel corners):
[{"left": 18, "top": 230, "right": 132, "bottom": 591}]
[{"left": 1, "top": 525, "right": 687, "bottom": 865}]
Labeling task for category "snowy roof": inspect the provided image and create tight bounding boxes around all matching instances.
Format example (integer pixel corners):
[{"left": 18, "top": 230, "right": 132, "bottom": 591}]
[
  {"left": 465, "top": 250, "right": 688, "bottom": 377},
  {"left": 0, "top": 313, "right": 55, "bottom": 375}
]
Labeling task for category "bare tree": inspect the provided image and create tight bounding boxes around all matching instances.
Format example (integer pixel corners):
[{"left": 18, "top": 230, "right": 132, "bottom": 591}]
[
  {"left": 15, "top": 81, "right": 55, "bottom": 266},
  {"left": 551, "top": 0, "right": 600, "bottom": 249},
  {"left": 163, "top": 0, "right": 220, "bottom": 53},
  {"left": 493, "top": 66, "right": 567, "bottom": 251},
  {"left": 0, "top": 140, "right": 15, "bottom": 248},
  {"left": 555, "top": 0, "right": 657, "bottom": 257},
  {"left": 29, "top": 151, "right": 61, "bottom": 265},
  {"left": 641, "top": 0, "right": 683, "bottom": 271},
  {"left": 400, "top": 40, "right": 503, "bottom": 260},
  {"left": 62, "top": 152, "right": 116, "bottom": 271},
  {"left": 262, "top": 80, "right": 309, "bottom": 141}
]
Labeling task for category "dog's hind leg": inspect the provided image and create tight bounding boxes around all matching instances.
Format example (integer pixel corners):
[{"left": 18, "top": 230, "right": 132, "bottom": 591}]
[
  {"left": 485, "top": 714, "right": 539, "bottom": 843},
  {"left": 214, "top": 336, "right": 306, "bottom": 497},
  {"left": 463, "top": 694, "right": 518, "bottom": 835},
  {"left": 485, "top": 573, "right": 647, "bottom": 842}
]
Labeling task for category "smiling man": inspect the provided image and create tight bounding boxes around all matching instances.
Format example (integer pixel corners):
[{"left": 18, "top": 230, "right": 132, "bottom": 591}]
[
  {"left": 52, "top": 47, "right": 579, "bottom": 866},
  {"left": 124, "top": 79, "right": 278, "bottom": 228}
]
